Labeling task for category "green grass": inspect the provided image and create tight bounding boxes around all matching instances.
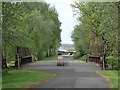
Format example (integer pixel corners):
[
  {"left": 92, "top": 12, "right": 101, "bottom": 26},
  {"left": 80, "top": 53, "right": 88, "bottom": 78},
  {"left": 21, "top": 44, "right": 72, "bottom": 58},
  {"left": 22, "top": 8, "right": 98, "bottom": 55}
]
[
  {"left": 71, "top": 57, "right": 86, "bottom": 63},
  {"left": 41, "top": 55, "right": 58, "bottom": 61},
  {"left": 98, "top": 70, "right": 118, "bottom": 88},
  {"left": 0, "top": 70, "right": 2, "bottom": 90},
  {"left": 2, "top": 70, "right": 55, "bottom": 88},
  {"left": 72, "top": 59, "right": 86, "bottom": 63}
]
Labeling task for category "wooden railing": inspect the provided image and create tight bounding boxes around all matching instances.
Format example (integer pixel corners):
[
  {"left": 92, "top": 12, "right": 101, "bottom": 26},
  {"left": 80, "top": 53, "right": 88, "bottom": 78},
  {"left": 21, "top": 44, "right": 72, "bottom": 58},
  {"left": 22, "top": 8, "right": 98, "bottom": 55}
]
[{"left": 15, "top": 46, "right": 32, "bottom": 68}]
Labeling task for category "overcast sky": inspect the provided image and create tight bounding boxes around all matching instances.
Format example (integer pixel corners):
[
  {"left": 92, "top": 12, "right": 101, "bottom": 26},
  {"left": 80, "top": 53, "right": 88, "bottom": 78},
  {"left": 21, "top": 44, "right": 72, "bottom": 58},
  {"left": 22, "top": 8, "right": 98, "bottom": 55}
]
[{"left": 45, "top": 0, "right": 77, "bottom": 44}]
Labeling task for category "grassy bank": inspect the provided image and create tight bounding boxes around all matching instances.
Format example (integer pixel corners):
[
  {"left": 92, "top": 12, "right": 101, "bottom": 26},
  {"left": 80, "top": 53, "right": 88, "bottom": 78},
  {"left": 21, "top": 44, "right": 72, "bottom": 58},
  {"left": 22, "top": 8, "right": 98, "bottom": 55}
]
[
  {"left": 98, "top": 70, "right": 118, "bottom": 88},
  {"left": 2, "top": 70, "right": 55, "bottom": 88},
  {"left": 0, "top": 71, "right": 2, "bottom": 90},
  {"left": 72, "top": 59, "right": 86, "bottom": 63},
  {"left": 71, "top": 56, "right": 86, "bottom": 63},
  {"left": 42, "top": 55, "right": 58, "bottom": 61}
]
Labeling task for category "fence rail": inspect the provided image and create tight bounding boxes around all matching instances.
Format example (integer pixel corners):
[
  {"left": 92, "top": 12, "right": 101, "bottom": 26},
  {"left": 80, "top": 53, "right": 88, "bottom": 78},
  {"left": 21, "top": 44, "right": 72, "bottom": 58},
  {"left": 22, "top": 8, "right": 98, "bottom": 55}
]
[{"left": 15, "top": 46, "right": 32, "bottom": 68}]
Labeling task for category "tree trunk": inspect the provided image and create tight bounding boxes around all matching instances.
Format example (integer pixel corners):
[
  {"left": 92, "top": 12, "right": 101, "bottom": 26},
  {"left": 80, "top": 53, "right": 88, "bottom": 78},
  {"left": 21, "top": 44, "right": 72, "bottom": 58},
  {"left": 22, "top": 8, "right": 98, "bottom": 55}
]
[
  {"left": 47, "top": 49, "right": 50, "bottom": 57},
  {"left": 102, "top": 41, "right": 107, "bottom": 69},
  {"left": 2, "top": 42, "right": 7, "bottom": 69}
]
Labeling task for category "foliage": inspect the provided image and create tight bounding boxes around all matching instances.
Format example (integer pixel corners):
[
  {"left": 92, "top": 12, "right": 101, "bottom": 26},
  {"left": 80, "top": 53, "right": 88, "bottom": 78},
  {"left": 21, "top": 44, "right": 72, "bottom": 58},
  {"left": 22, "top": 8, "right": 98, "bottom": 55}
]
[
  {"left": 73, "top": 54, "right": 86, "bottom": 61},
  {"left": 80, "top": 55, "right": 86, "bottom": 61},
  {"left": 107, "top": 51, "right": 118, "bottom": 70},
  {"left": 71, "top": 2, "right": 118, "bottom": 69},
  {"left": 73, "top": 51, "right": 80, "bottom": 59},
  {"left": 66, "top": 48, "right": 75, "bottom": 52},
  {"left": 71, "top": 24, "right": 90, "bottom": 56},
  {"left": 2, "top": 2, "right": 61, "bottom": 63}
]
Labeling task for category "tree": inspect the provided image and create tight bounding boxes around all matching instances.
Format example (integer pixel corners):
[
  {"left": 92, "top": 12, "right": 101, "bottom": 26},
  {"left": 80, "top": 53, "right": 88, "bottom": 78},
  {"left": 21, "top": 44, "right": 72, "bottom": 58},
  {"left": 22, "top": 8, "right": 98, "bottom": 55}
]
[
  {"left": 71, "top": 2, "right": 118, "bottom": 69},
  {"left": 2, "top": 2, "right": 61, "bottom": 66}
]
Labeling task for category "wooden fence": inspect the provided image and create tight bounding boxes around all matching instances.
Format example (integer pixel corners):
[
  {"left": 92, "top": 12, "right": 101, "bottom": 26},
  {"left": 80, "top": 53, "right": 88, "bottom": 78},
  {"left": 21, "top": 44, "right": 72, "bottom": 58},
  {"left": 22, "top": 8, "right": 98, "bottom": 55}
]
[{"left": 15, "top": 46, "right": 32, "bottom": 68}]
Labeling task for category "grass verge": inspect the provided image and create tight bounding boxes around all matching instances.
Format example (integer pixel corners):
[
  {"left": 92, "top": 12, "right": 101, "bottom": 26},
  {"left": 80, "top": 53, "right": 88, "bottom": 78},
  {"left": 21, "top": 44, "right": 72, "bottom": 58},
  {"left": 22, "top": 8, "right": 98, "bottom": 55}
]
[
  {"left": 71, "top": 57, "right": 86, "bottom": 63},
  {"left": 72, "top": 59, "right": 86, "bottom": 63},
  {"left": 41, "top": 55, "right": 57, "bottom": 61},
  {"left": 98, "top": 70, "right": 118, "bottom": 88},
  {"left": 2, "top": 70, "right": 55, "bottom": 88},
  {"left": 0, "top": 71, "right": 2, "bottom": 90}
]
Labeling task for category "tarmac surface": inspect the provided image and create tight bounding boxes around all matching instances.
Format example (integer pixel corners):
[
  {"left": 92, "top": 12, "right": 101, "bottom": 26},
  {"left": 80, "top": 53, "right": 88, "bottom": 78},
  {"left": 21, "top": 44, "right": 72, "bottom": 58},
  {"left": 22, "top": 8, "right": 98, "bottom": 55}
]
[{"left": 21, "top": 55, "right": 110, "bottom": 89}]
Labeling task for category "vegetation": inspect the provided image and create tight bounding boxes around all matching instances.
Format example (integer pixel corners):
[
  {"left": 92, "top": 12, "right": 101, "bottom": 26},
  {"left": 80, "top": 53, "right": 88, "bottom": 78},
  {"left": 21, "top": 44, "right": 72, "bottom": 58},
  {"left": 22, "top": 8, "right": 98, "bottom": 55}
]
[
  {"left": 7, "top": 61, "right": 15, "bottom": 67},
  {"left": 71, "top": 2, "right": 118, "bottom": 70},
  {"left": 0, "top": 71, "right": 1, "bottom": 90},
  {"left": 41, "top": 55, "right": 58, "bottom": 61},
  {"left": 66, "top": 48, "right": 75, "bottom": 52},
  {"left": 72, "top": 58, "right": 86, "bottom": 63},
  {"left": 2, "top": 70, "right": 55, "bottom": 88},
  {"left": 98, "top": 70, "right": 118, "bottom": 88},
  {"left": 2, "top": 2, "right": 61, "bottom": 64}
]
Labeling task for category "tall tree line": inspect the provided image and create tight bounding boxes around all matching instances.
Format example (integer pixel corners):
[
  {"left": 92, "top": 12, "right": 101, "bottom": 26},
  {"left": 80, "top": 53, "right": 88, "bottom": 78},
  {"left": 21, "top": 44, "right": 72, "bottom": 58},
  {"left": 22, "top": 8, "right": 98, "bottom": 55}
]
[
  {"left": 71, "top": 2, "right": 118, "bottom": 70},
  {"left": 2, "top": 2, "right": 61, "bottom": 62}
]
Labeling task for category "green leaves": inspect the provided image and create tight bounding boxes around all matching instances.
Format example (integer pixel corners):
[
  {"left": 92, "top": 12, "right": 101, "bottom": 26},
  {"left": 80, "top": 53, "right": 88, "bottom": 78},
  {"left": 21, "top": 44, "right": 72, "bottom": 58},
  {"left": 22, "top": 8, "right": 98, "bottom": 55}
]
[
  {"left": 71, "top": 2, "right": 118, "bottom": 67},
  {"left": 2, "top": 2, "right": 61, "bottom": 61}
]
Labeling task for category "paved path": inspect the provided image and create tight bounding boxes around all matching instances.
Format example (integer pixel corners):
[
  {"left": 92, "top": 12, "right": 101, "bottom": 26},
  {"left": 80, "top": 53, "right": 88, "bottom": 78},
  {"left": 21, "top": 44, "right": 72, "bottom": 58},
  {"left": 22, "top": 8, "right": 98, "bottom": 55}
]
[{"left": 21, "top": 55, "right": 110, "bottom": 89}]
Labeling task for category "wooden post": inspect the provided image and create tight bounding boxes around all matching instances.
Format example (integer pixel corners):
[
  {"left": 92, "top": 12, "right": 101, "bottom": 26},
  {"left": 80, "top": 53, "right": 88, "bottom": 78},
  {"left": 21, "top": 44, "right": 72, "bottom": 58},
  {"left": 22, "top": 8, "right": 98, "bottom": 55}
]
[
  {"left": 100, "top": 57, "right": 103, "bottom": 70},
  {"left": 16, "top": 54, "right": 20, "bottom": 70},
  {"left": 102, "top": 56, "right": 105, "bottom": 70}
]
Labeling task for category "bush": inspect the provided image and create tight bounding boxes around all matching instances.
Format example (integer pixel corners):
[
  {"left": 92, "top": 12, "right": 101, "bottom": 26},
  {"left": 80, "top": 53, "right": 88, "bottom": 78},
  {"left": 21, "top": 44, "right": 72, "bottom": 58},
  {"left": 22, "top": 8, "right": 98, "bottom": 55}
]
[
  {"left": 73, "top": 52, "right": 80, "bottom": 59},
  {"left": 80, "top": 55, "right": 86, "bottom": 61},
  {"left": 7, "top": 61, "right": 15, "bottom": 67},
  {"left": 107, "top": 51, "right": 118, "bottom": 70}
]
